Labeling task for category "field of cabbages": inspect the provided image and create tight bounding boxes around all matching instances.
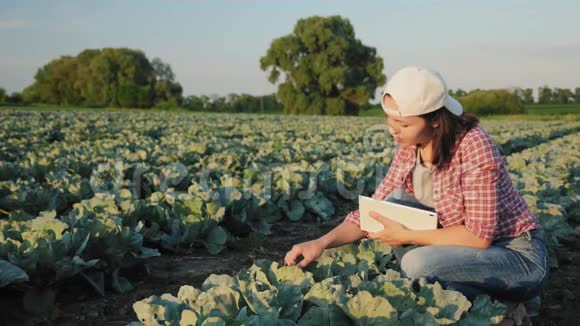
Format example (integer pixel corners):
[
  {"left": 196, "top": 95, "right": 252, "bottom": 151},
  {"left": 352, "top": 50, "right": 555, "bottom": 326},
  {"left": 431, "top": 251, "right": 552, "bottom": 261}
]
[{"left": 0, "top": 110, "right": 579, "bottom": 325}]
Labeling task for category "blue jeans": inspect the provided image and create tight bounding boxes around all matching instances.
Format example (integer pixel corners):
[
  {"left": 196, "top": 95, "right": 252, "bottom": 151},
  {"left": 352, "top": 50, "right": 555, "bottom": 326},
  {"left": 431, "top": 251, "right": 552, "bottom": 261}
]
[{"left": 387, "top": 188, "right": 550, "bottom": 302}]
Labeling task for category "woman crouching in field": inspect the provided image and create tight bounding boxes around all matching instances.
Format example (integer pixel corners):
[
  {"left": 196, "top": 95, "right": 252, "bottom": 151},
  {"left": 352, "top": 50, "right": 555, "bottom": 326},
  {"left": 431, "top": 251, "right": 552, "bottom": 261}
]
[{"left": 284, "top": 66, "right": 549, "bottom": 325}]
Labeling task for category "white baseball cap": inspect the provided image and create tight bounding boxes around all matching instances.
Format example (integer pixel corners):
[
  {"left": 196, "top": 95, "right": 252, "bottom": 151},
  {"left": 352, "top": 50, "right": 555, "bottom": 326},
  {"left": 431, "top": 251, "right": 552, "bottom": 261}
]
[{"left": 381, "top": 66, "right": 463, "bottom": 117}]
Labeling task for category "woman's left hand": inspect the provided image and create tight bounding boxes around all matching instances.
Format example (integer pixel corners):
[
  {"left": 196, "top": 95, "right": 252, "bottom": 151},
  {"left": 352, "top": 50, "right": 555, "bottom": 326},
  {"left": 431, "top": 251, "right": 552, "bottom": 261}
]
[{"left": 366, "top": 211, "right": 410, "bottom": 247}]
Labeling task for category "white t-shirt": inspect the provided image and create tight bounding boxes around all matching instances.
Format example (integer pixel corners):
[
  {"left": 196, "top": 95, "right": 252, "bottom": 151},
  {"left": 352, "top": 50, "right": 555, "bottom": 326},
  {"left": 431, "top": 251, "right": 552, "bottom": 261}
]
[{"left": 412, "top": 147, "right": 436, "bottom": 209}]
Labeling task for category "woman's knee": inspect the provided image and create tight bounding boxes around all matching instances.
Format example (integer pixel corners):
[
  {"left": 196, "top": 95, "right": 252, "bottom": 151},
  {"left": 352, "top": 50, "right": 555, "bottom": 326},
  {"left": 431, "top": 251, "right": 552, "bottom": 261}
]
[{"left": 400, "top": 246, "right": 441, "bottom": 279}]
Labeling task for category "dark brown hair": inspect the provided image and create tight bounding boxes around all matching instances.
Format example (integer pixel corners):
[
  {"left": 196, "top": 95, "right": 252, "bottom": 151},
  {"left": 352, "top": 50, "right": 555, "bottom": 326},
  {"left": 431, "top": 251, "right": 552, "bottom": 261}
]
[{"left": 422, "top": 108, "right": 479, "bottom": 171}]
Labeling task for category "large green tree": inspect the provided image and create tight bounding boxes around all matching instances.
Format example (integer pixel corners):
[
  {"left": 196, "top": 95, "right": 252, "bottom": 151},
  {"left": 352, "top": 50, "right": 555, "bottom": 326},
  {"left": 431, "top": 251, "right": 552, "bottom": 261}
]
[
  {"left": 22, "top": 48, "right": 182, "bottom": 108},
  {"left": 260, "top": 15, "right": 385, "bottom": 115}
]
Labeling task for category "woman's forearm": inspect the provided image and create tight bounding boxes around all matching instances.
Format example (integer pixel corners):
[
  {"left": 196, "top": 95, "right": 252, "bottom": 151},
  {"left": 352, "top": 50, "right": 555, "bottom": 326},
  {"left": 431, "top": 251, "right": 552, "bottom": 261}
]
[
  {"left": 318, "top": 221, "right": 366, "bottom": 249},
  {"left": 403, "top": 224, "right": 492, "bottom": 249}
]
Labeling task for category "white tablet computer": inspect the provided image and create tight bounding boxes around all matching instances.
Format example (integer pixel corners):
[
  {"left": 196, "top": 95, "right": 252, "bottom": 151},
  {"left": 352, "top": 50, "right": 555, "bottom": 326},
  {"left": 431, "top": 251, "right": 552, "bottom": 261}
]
[{"left": 358, "top": 195, "right": 438, "bottom": 233}]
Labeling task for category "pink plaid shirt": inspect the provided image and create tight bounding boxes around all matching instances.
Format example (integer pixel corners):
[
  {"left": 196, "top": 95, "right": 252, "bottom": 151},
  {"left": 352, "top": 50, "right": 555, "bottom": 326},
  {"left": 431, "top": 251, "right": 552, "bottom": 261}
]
[{"left": 344, "top": 125, "right": 541, "bottom": 241}]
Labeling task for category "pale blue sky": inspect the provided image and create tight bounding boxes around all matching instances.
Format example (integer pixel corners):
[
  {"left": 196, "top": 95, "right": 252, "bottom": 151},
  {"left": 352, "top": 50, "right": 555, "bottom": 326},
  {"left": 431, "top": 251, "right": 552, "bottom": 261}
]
[{"left": 1, "top": 0, "right": 579, "bottom": 97}]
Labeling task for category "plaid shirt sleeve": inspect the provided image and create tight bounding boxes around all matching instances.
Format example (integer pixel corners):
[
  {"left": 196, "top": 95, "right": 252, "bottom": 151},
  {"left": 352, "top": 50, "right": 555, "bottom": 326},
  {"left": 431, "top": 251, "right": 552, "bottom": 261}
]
[
  {"left": 343, "top": 146, "right": 404, "bottom": 226},
  {"left": 461, "top": 132, "right": 502, "bottom": 240}
]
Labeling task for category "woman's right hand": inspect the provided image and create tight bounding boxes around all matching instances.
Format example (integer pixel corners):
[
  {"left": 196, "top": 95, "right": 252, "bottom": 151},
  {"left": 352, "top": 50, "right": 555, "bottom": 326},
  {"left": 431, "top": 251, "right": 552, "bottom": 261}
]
[{"left": 283, "top": 239, "right": 327, "bottom": 268}]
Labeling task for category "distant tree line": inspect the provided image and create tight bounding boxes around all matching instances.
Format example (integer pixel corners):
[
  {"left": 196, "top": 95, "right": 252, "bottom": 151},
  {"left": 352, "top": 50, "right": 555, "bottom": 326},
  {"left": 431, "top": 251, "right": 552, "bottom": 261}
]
[
  {"left": 459, "top": 89, "right": 524, "bottom": 115},
  {"left": 361, "top": 89, "right": 527, "bottom": 115},
  {"left": 1, "top": 15, "right": 578, "bottom": 117},
  {"left": 2, "top": 82, "right": 578, "bottom": 116},
  {"left": 442, "top": 87, "right": 580, "bottom": 115},
  {"left": 0, "top": 42, "right": 578, "bottom": 116},
  {"left": 535, "top": 86, "right": 580, "bottom": 104},
  {"left": 0, "top": 46, "right": 286, "bottom": 113},
  {"left": 450, "top": 87, "right": 580, "bottom": 105},
  {"left": 0, "top": 87, "right": 284, "bottom": 114},
  {"left": 181, "top": 94, "right": 283, "bottom": 113},
  {"left": 0, "top": 88, "right": 24, "bottom": 105}
]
